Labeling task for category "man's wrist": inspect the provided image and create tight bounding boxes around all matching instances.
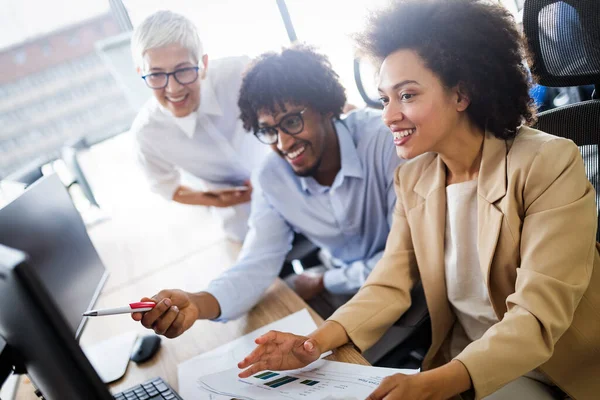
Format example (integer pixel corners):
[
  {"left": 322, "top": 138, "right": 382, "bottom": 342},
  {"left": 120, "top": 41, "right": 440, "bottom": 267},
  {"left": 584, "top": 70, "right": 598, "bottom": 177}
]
[{"left": 191, "top": 291, "right": 221, "bottom": 319}]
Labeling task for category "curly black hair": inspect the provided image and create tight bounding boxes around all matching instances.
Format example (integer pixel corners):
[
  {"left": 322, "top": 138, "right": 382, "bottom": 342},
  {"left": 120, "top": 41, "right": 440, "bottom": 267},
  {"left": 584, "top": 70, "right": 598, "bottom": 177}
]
[
  {"left": 238, "top": 44, "right": 346, "bottom": 133},
  {"left": 356, "top": 0, "right": 536, "bottom": 139}
]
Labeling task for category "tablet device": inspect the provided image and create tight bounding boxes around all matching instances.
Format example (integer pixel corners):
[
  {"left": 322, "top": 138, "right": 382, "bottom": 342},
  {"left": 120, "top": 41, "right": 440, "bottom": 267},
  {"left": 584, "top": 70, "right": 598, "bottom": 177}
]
[{"left": 205, "top": 186, "right": 249, "bottom": 194}]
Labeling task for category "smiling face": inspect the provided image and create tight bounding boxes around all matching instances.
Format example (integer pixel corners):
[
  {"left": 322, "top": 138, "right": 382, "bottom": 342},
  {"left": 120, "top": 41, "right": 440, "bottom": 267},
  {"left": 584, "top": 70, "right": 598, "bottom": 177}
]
[
  {"left": 257, "top": 104, "right": 335, "bottom": 177},
  {"left": 378, "top": 49, "right": 470, "bottom": 160},
  {"left": 141, "top": 44, "right": 207, "bottom": 118}
]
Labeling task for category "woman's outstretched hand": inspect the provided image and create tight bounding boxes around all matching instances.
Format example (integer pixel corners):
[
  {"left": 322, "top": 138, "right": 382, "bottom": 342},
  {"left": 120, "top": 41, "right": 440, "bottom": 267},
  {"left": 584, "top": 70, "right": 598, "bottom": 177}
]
[{"left": 237, "top": 330, "right": 321, "bottom": 378}]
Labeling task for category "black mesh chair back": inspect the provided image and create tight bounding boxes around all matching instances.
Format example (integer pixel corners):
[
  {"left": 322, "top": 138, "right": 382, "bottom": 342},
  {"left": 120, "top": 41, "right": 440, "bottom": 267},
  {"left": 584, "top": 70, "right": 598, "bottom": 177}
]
[
  {"left": 523, "top": 0, "right": 600, "bottom": 242},
  {"left": 534, "top": 104, "right": 599, "bottom": 242},
  {"left": 523, "top": 0, "right": 600, "bottom": 87}
]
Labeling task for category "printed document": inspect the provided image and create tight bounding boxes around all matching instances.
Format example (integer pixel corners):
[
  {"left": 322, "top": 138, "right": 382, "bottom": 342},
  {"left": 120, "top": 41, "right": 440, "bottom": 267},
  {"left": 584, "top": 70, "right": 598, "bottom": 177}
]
[
  {"left": 197, "top": 359, "right": 418, "bottom": 399},
  {"left": 177, "top": 308, "right": 329, "bottom": 399}
]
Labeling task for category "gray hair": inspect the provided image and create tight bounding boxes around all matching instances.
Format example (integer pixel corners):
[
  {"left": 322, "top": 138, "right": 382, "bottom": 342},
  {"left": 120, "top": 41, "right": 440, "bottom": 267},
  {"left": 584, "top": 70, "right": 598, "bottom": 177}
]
[{"left": 131, "top": 10, "right": 204, "bottom": 71}]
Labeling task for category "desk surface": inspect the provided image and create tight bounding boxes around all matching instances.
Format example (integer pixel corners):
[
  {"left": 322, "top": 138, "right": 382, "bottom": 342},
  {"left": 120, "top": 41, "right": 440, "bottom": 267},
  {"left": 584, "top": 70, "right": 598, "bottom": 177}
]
[
  {"left": 16, "top": 240, "right": 368, "bottom": 399},
  {"left": 14, "top": 137, "right": 368, "bottom": 398}
]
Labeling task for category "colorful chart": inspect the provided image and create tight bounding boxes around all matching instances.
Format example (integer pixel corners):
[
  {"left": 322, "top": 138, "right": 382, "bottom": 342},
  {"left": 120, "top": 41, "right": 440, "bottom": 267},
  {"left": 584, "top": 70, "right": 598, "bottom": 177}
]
[
  {"left": 300, "top": 379, "right": 320, "bottom": 386},
  {"left": 254, "top": 371, "right": 279, "bottom": 380},
  {"left": 263, "top": 376, "right": 298, "bottom": 388}
]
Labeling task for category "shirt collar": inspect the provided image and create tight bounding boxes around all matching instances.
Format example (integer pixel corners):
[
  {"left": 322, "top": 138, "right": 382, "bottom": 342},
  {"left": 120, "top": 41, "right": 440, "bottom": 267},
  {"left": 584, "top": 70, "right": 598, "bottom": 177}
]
[
  {"left": 198, "top": 72, "right": 223, "bottom": 117},
  {"left": 300, "top": 118, "right": 364, "bottom": 194},
  {"left": 156, "top": 72, "right": 224, "bottom": 139},
  {"left": 172, "top": 111, "right": 197, "bottom": 139}
]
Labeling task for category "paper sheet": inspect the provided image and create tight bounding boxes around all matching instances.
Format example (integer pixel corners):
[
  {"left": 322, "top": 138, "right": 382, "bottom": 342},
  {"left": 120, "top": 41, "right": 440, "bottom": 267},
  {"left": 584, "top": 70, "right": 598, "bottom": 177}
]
[
  {"left": 177, "top": 308, "right": 329, "bottom": 399},
  {"left": 197, "top": 359, "right": 419, "bottom": 400}
]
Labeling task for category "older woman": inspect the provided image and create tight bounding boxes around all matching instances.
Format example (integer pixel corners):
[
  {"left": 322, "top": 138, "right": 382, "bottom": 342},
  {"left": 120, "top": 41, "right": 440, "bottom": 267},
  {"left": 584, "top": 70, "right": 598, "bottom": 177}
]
[{"left": 237, "top": 0, "right": 600, "bottom": 399}]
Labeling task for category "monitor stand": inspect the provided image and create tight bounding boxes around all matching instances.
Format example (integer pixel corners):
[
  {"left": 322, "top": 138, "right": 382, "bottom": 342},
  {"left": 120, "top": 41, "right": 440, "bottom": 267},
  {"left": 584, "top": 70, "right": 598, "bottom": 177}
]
[
  {"left": 0, "top": 335, "right": 27, "bottom": 399},
  {"left": 1, "top": 336, "right": 15, "bottom": 387}
]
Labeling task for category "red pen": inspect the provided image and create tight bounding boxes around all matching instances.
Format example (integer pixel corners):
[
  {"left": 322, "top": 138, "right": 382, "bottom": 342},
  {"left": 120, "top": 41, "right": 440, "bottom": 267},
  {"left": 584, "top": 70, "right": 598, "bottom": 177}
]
[{"left": 82, "top": 302, "right": 156, "bottom": 317}]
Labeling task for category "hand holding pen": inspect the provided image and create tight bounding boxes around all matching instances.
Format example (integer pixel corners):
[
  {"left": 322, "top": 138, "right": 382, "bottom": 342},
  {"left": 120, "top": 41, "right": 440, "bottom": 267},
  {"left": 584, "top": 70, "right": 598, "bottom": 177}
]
[
  {"left": 85, "top": 289, "right": 221, "bottom": 339},
  {"left": 134, "top": 289, "right": 221, "bottom": 339}
]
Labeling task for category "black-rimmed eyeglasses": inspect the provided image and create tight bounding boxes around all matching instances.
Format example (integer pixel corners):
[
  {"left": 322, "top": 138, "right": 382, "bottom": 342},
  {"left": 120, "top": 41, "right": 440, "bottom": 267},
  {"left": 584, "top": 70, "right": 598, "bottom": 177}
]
[
  {"left": 254, "top": 109, "right": 307, "bottom": 145},
  {"left": 142, "top": 66, "right": 200, "bottom": 89}
]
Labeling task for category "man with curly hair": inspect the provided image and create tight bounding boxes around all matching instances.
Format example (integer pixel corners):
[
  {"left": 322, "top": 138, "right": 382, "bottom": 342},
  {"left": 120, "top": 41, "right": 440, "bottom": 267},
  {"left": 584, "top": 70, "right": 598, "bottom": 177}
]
[{"left": 131, "top": 45, "right": 403, "bottom": 334}]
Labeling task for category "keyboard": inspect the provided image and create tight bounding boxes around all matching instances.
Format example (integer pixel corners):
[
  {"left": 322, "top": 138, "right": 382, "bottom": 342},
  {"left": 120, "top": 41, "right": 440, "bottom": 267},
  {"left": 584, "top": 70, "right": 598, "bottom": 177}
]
[{"left": 113, "top": 377, "right": 183, "bottom": 400}]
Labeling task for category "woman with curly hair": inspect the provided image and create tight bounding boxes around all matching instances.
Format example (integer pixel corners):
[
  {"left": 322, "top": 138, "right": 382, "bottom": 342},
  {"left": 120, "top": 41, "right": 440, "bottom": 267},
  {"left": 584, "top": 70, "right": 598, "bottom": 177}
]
[{"left": 237, "top": 0, "right": 600, "bottom": 399}]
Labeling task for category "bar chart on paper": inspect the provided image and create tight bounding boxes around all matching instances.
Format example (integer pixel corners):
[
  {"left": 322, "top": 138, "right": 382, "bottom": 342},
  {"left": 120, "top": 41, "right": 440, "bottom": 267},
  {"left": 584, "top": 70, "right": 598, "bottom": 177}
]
[
  {"left": 177, "top": 309, "right": 335, "bottom": 398},
  {"left": 196, "top": 359, "right": 418, "bottom": 399},
  {"left": 253, "top": 371, "right": 322, "bottom": 388}
]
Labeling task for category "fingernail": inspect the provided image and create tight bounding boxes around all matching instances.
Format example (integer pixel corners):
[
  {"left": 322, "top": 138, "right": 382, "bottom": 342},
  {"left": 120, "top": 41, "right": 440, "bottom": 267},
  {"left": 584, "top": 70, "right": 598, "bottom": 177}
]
[
  {"left": 164, "top": 298, "right": 172, "bottom": 307},
  {"left": 172, "top": 306, "right": 179, "bottom": 312},
  {"left": 305, "top": 341, "right": 314, "bottom": 351}
]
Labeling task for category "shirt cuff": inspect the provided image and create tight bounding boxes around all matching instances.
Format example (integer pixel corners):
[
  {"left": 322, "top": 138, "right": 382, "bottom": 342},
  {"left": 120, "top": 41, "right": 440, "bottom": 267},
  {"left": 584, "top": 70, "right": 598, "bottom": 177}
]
[
  {"left": 151, "top": 180, "right": 180, "bottom": 200},
  {"left": 203, "top": 283, "right": 236, "bottom": 323}
]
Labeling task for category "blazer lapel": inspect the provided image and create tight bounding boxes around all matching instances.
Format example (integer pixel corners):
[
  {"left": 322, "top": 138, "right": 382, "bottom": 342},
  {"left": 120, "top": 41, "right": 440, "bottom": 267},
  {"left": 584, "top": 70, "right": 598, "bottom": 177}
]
[
  {"left": 412, "top": 134, "right": 508, "bottom": 363},
  {"left": 412, "top": 156, "right": 455, "bottom": 356},
  {"left": 477, "top": 133, "right": 508, "bottom": 289}
]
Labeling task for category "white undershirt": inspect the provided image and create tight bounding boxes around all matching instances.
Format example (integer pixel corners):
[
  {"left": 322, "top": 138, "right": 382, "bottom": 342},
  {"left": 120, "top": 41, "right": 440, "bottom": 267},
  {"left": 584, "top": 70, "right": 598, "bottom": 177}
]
[
  {"left": 444, "top": 179, "right": 499, "bottom": 358},
  {"left": 443, "top": 180, "right": 555, "bottom": 386}
]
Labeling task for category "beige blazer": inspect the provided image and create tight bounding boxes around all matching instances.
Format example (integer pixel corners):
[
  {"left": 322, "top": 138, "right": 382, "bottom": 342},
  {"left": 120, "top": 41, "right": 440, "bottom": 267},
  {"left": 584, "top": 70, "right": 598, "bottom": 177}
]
[{"left": 329, "top": 126, "right": 600, "bottom": 399}]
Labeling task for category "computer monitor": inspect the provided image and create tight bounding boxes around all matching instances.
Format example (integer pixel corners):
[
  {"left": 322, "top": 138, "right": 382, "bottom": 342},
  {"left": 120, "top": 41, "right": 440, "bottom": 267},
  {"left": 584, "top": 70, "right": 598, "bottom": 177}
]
[
  {"left": 0, "top": 244, "right": 114, "bottom": 399},
  {"left": 0, "top": 174, "right": 108, "bottom": 338}
]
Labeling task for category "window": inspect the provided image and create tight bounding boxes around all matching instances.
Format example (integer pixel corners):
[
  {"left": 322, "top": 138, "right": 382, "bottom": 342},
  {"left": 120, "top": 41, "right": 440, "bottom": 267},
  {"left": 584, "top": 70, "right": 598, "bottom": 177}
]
[
  {"left": 123, "top": 0, "right": 290, "bottom": 60},
  {"left": 68, "top": 35, "right": 80, "bottom": 47},
  {"left": 42, "top": 43, "right": 52, "bottom": 56},
  {"left": 0, "top": 0, "right": 109, "bottom": 50},
  {"left": 13, "top": 50, "right": 27, "bottom": 65},
  {"left": 284, "top": 0, "right": 389, "bottom": 106},
  {"left": 0, "top": 0, "right": 121, "bottom": 178}
]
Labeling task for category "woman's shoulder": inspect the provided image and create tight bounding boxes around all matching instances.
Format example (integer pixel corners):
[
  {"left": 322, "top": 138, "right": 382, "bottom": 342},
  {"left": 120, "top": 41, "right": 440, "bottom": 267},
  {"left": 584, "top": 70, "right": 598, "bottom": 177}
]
[
  {"left": 131, "top": 99, "right": 172, "bottom": 140},
  {"left": 508, "top": 125, "right": 580, "bottom": 171},
  {"left": 511, "top": 125, "right": 573, "bottom": 148}
]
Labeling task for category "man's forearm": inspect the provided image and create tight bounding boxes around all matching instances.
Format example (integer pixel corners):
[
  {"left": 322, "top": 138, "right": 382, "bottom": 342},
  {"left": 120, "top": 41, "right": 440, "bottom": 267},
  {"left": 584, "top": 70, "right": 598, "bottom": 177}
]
[{"left": 190, "top": 291, "right": 221, "bottom": 320}]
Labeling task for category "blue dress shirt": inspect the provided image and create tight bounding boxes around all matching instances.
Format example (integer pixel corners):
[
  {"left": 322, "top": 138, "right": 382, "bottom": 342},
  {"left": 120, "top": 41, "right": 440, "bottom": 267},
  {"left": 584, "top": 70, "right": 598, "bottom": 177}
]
[{"left": 205, "top": 108, "right": 402, "bottom": 320}]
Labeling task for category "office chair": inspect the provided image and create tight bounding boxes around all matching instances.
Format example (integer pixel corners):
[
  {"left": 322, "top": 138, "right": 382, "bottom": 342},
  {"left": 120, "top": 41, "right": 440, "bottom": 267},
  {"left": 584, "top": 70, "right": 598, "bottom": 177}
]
[
  {"left": 523, "top": 0, "right": 600, "bottom": 241},
  {"left": 354, "top": 58, "right": 384, "bottom": 110}
]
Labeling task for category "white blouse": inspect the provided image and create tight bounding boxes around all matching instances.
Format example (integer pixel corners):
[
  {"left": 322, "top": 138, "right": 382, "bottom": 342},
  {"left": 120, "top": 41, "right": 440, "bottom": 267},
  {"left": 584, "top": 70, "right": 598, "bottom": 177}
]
[{"left": 444, "top": 179, "right": 499, "bottom": 357}]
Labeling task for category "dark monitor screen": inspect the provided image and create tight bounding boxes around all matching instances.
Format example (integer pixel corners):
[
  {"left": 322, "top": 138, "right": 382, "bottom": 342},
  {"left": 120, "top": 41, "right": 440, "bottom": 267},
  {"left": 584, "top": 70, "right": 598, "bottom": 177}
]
[
  {"left": 0, "top": 245, "right": 113, "bottom": 399},
  {"left": 0, "top": 174, "right": 108, "bottom": 338}
]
